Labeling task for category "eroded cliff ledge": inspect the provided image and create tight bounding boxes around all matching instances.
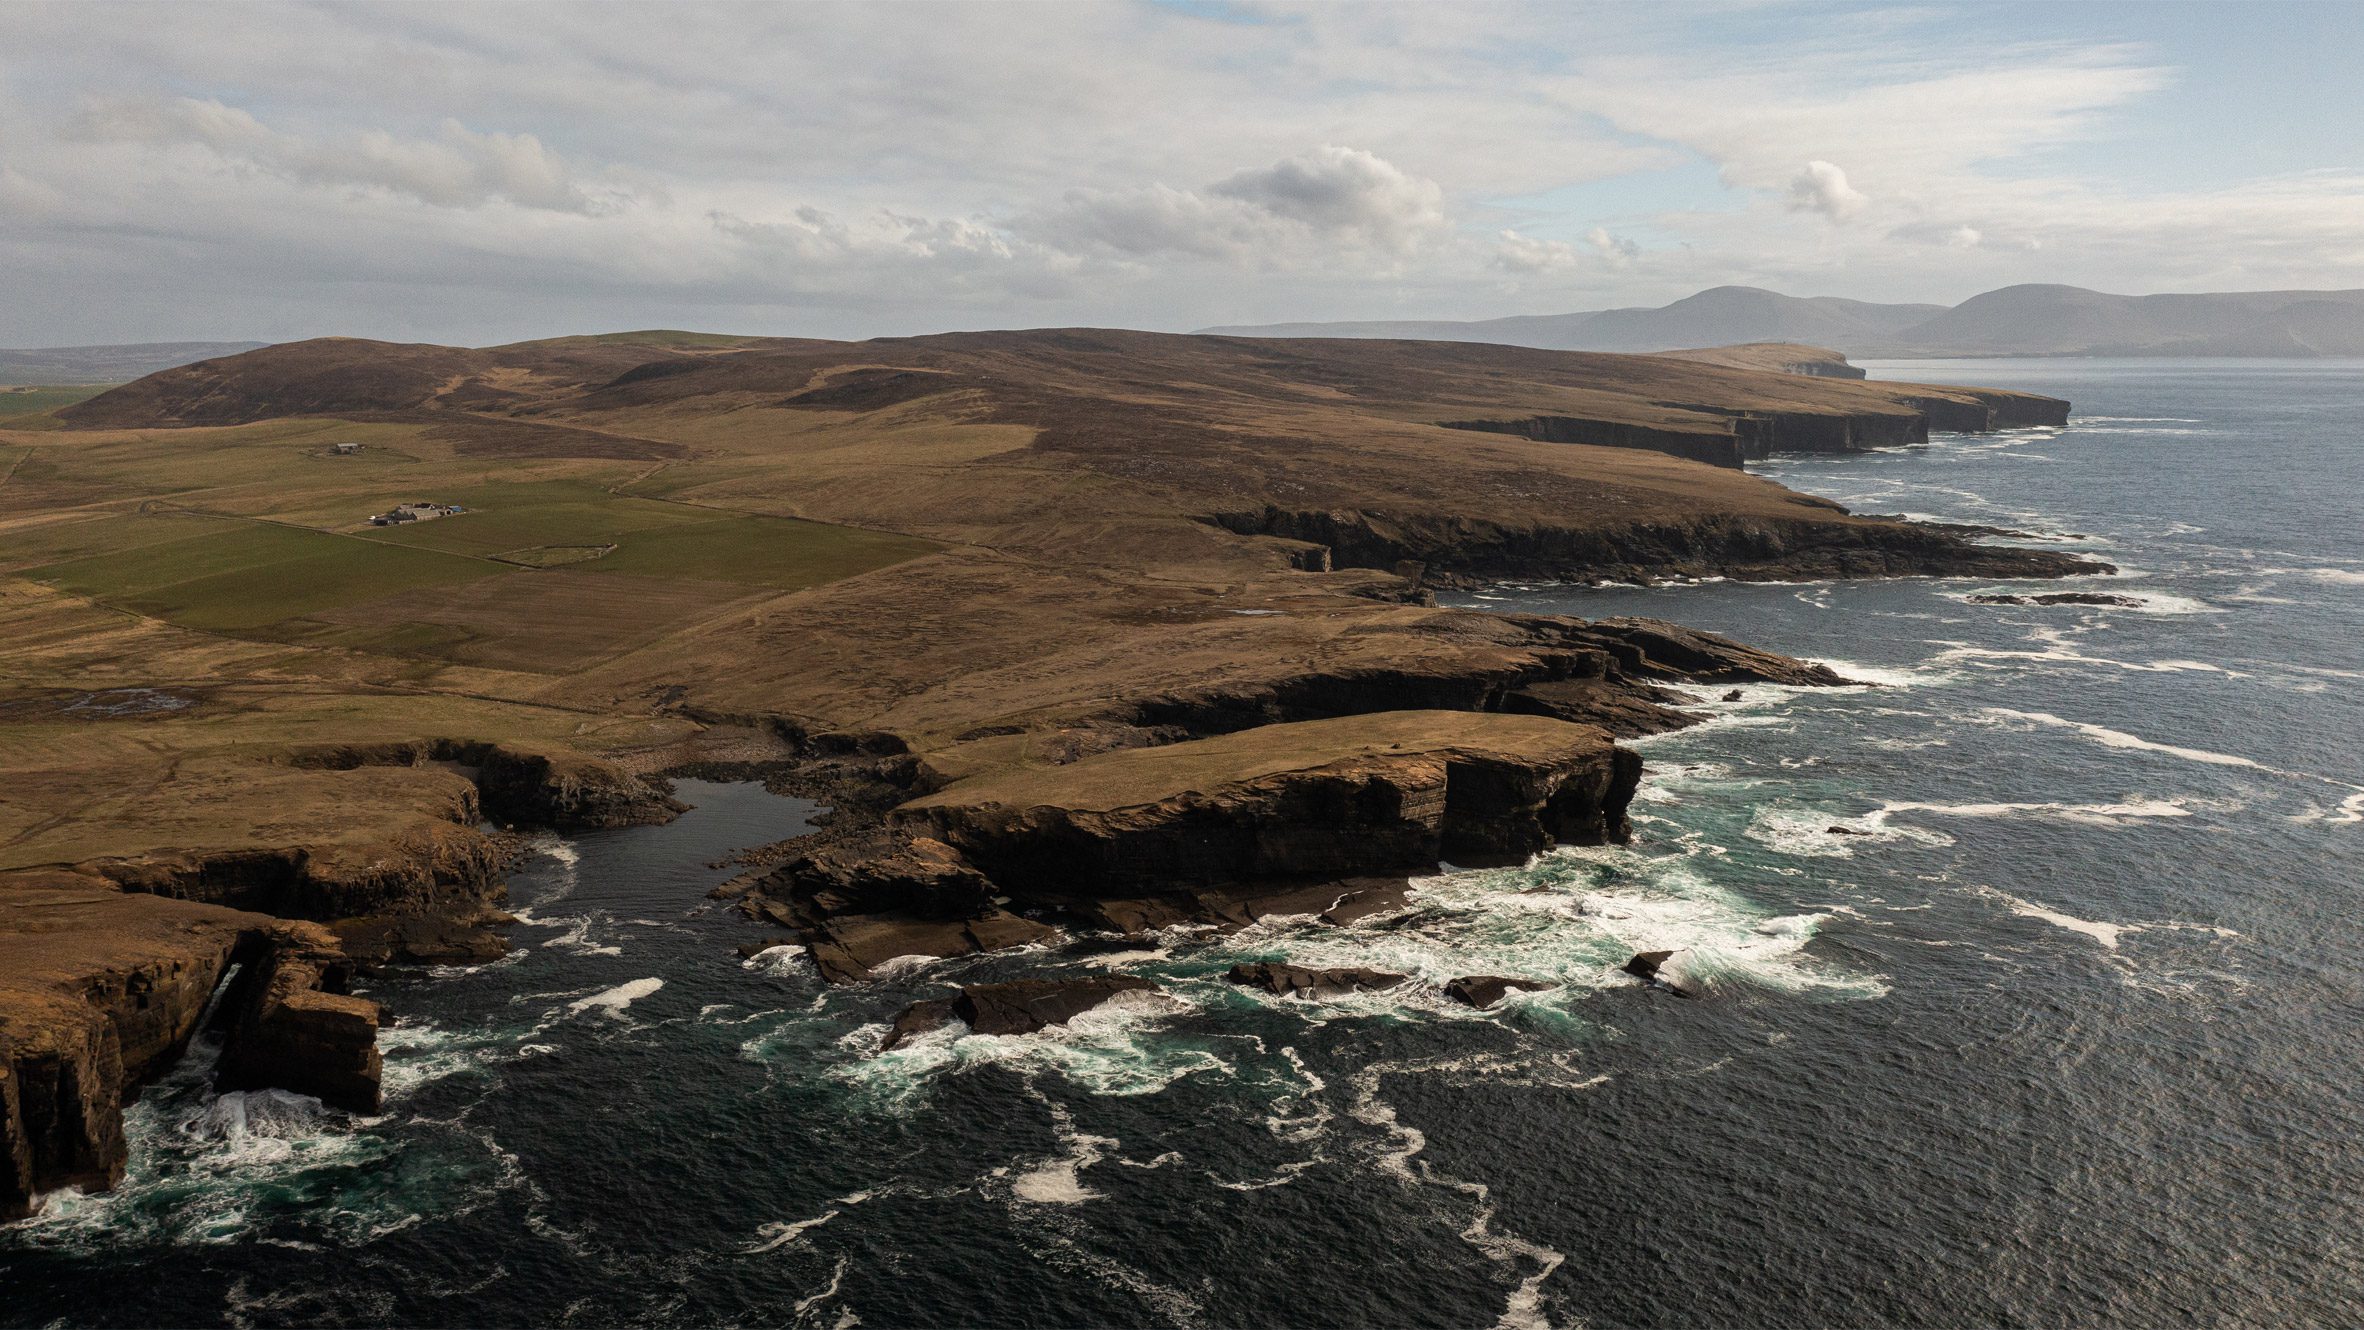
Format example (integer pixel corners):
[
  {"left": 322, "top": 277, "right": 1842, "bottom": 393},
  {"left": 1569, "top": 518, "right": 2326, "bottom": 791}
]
[
  {"left": 0, "top": 871, "right": 378, "bottom": 1221},
  {"left": 0, "top": 744, "right": 679, "bottom": 1219},
  {"left": 719, "top": 616, "right": 1839, "bottom": 981}
]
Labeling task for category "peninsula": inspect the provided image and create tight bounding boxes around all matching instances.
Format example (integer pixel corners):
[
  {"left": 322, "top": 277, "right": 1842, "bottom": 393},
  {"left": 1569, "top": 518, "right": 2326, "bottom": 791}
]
[{"left": 0, "top": 329, "right": 2098, "bottom": 1216}]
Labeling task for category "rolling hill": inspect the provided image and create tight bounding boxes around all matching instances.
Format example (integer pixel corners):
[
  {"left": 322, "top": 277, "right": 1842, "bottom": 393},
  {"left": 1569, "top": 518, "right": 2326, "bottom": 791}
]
[{"left": 1205, "top": 284, "right": 2364, "bottom": 358}]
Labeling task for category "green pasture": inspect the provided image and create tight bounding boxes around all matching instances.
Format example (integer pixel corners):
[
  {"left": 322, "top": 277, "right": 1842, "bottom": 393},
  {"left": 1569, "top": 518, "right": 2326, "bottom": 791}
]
[
  {"left": 369, "top": 479, "right": 935, "bottom": 586},
  {"left": 29, "top": 520, "right": 504, "bottom": 631},
  {"left": 584, "top": 513, "right": 933, "bottom": 585},
  {"left": 0, "top": 386, "right": 113, "bottom": 418}
]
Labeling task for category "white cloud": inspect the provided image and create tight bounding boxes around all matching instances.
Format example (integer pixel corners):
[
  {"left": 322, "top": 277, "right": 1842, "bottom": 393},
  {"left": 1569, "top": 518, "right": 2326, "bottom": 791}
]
[
  {"left": 0, "top": 3, "right": 2361, "bottom": 343},
  {"left": 1786, "top": 160, "right": 1868, "bottom": 221},
  {"left": 1492, "top": 226, "right": 1636, "bottom": 273},
  {"left": 1208, "top": 146, "right": 1446, "bottom": 254},
  {"left": 1031, "top": 147, "right": 1446, "bottom": 263},
  {"left": 68, "top": 96, "right": 606, "bottom": 213}
]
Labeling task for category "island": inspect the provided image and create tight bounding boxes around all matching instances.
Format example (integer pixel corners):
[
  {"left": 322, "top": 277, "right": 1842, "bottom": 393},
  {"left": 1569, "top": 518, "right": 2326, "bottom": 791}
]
[{"left": 0, "top": 328, "right": 2098, "bottom": 1217}]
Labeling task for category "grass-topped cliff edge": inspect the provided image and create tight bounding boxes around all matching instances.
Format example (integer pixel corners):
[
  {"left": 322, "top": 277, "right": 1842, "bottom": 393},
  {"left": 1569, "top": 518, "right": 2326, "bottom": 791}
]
[{"left": 0, "top": 328, "right": 2103, "bottom": 1214}]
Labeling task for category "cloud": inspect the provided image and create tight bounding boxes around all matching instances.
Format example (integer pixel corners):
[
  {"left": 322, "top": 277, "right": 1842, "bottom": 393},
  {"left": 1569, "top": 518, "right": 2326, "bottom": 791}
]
[
  {"left": 1785, "top": 160, "right": 1868, "bottom": 220},
  {"left": 69, "top": 96, "right": 605, "bottom": 213},
  {"left": 1492, "top": 226, "right": 1637, "bottom": 273},
  {"left": 1, "top": 3, "right": 2362, "bottom": 343},
  {"left": 1208, "top": 146, "right": 1446, "bottom": 253},
  {"left": 1030, "top": 146, "right": 1446, "bottom": 262}
]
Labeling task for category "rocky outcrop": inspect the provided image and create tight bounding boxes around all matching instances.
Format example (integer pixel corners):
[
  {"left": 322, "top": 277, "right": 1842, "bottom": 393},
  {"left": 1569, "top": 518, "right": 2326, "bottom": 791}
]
[
  {"left": 723, "top": 617, "right": 1878, "bottom": 979},
  {"left": 287, "top": 738, "right": 684, "bottom": 829},
  {"left": 0, "top": 871, "right": 381, "bottom": 1220},
  {"left": 1968, "top": 592, "right": 2143, "bottom": 608},
  {"left": 881, "top": 976, "right": 1156, "bottom": 1050},
  {"left": 900, "top": 712, "right": 1641, "bottom": 897},
  {"left": 213, "top": 933, "right": 380, "bottom": 1114},
  {"left": 1444, "top": 975, "right": 1555, "bottom": 1008},
  {"left": 87, "top": 820, "right": 508, "bottom": 925},
  {"left": 1210, "top": 507, "right": 2109, "bottom": 586},
  {"left": 1623, "top": 949, "right": 1695, "bottom": 997},
  {"left": 1227, "top": 963, "right": 1408, "bottom": 998}
]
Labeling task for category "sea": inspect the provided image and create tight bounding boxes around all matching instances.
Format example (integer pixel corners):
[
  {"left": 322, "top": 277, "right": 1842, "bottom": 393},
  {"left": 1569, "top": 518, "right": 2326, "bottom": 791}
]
[{"left": 4, "top": 360, "right": 2359, "bottom": 1329}]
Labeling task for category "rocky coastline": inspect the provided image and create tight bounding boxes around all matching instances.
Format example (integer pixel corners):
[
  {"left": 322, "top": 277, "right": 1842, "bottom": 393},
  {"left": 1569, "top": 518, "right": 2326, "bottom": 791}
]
[{"left": 0, "top": 330, "right": 2113, "bottom": 1222}]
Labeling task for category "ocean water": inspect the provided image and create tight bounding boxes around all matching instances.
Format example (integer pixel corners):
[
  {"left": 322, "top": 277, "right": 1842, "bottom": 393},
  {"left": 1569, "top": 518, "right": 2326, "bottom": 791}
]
[{"left": 5, "top": 360, "right": 2361, "bottom": 1328}]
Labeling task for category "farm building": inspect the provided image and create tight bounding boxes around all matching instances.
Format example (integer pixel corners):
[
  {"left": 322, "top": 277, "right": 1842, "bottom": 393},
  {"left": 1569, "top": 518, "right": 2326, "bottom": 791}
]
[
  {"left": 369, "top": 501, "right": 465, "bottom": 526},
  {"left": 329, "top": 441, "right": 363, "bottom": 455}
]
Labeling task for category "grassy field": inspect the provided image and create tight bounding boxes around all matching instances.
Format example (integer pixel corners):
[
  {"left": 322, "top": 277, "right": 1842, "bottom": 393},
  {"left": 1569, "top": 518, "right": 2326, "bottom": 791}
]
[
  {"left": 361, "top": 480, "right": 718, "bottom": 554},
  {"left": 0, "top": 510, "right": 227, "bottom": 574},
  {"left": 0, "top": 385, "right": 113, "bottom": 418},
  {"left": 29, "top": 520, "right": 504, "bottom": 631},
  {"left": 365, "top": 479, "right": 936, "bottom": 585},
  {"left": 587, "top": 512, "right": 934, "bottom": 584}
]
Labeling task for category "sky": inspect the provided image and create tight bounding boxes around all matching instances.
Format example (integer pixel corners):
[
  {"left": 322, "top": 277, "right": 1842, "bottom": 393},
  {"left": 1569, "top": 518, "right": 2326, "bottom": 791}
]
[{"left": 2, "top": 0, "right": 2359, "bottom": 346}]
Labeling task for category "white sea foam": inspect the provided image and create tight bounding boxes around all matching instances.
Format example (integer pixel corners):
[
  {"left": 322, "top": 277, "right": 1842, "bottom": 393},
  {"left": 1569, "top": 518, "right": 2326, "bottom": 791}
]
[
  {"left": 1010, "top": 1108, "right": 1116, "bottom": 1206},
  {"left": 746, "top": 1209, "right": 841, "bottom": 1253},
  {"left": 2292, "top": 791, "right": 2364, "bottom": 826},
  {"left": 1981, "top": 708, "right": 2265, "bottom": 769},
  {"left": 1995, "top": 894, "right": 2133, "bottom": 948},
  {"left": 793, "top": 1255, "right": 852, "bottom": 1317},
  {"left": 1748, "top": 806, "right": 1954, "bottom": 857},
  {"left": 826, "top": 988, "right": 1217, "bottom": 1105},
  {"left": 741, "top": 944, "right": 813, "bottom": 977},
  {"left": 536, "top": 914, "right": 622, "bottom": 958},
  {"left": 567, "top": 976, "right": 664, "bottom": 1017},
  {"left": 1876, "top": 798, "right": 2196, "bottom": 829},
  {"left": 1346, "top": 1056, "right": 1579, "bottom": 1330}
]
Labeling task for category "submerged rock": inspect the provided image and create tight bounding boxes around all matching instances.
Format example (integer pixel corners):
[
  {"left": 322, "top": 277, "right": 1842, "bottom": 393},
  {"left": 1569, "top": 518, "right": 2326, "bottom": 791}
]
[
  {"left": 1622, "top": 949, "right": 1696, "bottom": 998},
  {"left": 880, "top": 976, "right": 1156, "bottom": 1050},
  {"left": 1968, "top": 592, "right": 2141, "bottom": 608},
  {"left": 1443, "top": 975, "right": 1555, "bottom": 1009},
  {"left": 1226, "top": 962, "right": 1407, "bottom": 999}
]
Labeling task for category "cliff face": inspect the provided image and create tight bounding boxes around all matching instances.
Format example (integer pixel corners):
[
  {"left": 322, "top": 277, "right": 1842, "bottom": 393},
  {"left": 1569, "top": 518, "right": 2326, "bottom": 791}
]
[
  {"left": 286, "top": 739, "right": 685, "bottom": 829},
  {"left": 0, "top": 871, "right": 380, "bottom": 1220},
  {"left": 901, "top": 713, "right": 1640, "bottom": 896},
  {"left": 1213, "top": 507, "right": 2103, "bottom": 586},
  {"left": 1436, "top": 385, "right": 2068, "bottom": 469},
  {"left": 0, "top": 738, "right": 687, "bottom": 1220},
  {"left": 717, "top": 617, "right": 1845, "bottom": 982}
]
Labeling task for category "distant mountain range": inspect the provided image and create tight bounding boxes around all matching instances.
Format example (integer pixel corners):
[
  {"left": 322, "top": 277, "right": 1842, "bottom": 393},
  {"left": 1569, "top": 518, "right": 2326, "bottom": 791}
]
[
  {"left": 0, "top": 341, "right": 269, "bottom": 385},
  {"left": 1202, "top": 285, "right": 2364, "bottom": 359}
]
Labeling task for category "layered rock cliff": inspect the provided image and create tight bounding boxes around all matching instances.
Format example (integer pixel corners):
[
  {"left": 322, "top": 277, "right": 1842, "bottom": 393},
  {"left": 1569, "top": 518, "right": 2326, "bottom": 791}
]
[
  {"left": 715, "top": 616, "right": 1848, "bottom": 981},
  {"left": 0, "top": 871, "right": 379, "bottom": 1221}
]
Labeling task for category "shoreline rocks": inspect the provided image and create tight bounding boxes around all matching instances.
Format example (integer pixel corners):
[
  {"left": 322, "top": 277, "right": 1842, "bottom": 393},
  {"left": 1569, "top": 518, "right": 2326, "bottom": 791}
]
[
  {"left": 1967, "top": 592, "right": 2143, "bottom": 608},
  {"left": 1227, "top": 963, "right": 1409, "bottom": 998},
  {"left": 1444, "top": 975, "right": 1555, "bottom": 1008},
  {"left": 1623, "top": 949, "right": 1696, "bottom": 998},
  {"left": 0, "top": 871, "right": 382, "bottom": 1220},
  {"left": 881, "top": 976, "right": 1156, "bottom": 1050}
]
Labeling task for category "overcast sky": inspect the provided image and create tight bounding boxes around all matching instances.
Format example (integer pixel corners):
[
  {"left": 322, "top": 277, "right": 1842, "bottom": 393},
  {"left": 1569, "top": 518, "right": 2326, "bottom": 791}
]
[{"left": 3, "top": 0, "right": 2359, "bottom": 346}]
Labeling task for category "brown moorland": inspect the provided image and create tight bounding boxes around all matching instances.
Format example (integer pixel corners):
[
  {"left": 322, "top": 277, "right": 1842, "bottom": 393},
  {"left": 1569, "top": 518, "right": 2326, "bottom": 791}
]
[{"left": 1, "top": 328, "right": 2102, "bottom": 1214}]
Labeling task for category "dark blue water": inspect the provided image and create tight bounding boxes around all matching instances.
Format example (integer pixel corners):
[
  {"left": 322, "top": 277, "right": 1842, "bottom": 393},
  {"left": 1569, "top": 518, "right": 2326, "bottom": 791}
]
[{"left": 5, "top": 360, "right": 2360, "bottom": 1328}]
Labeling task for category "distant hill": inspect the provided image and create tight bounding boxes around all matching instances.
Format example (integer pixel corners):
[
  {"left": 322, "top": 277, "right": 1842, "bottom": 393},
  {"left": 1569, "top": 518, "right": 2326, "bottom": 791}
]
[
  {"left": 1203, "top": 286, "right": 1940, "bottom": 353},
  {"left": 1203, "top": 285, "right": 2364, "bottom": 358},
  {"left": 0, "top": 341, "right": 270, "bottom": 386}
]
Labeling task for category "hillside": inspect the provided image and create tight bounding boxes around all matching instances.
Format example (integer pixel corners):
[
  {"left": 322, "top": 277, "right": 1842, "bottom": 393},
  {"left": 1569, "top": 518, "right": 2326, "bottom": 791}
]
[
  {"left": 1205, "top": 284, "right": 2364, "bottom": 358},
  {"left": 11, "top": 326, "right": 2090, "bottom": 873}
]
